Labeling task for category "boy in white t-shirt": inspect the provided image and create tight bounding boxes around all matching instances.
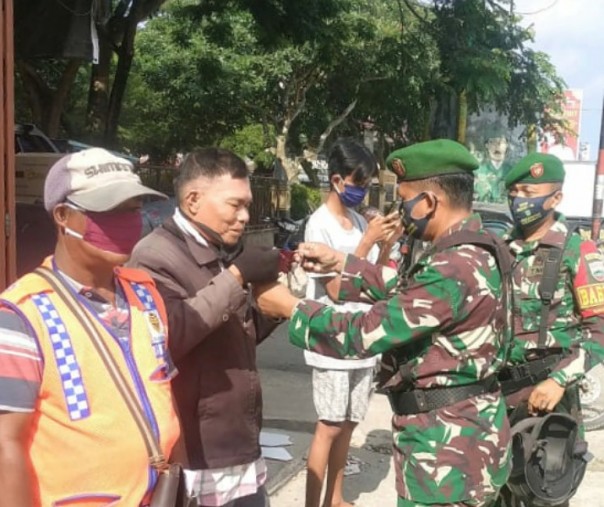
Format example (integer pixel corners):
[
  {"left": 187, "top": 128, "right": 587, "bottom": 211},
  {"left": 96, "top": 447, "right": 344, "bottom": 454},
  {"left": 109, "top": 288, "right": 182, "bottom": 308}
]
[{"left": 303, "top": 138, "right": 400, "bottom": 507}]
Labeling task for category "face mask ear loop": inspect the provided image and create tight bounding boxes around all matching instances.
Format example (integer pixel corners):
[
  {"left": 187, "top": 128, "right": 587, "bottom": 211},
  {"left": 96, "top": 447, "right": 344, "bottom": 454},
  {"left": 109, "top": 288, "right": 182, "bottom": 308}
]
[
  {"left": 332, "top": 176, "right": 343, "bottom": 194},
  {"left": 61, "top": 201, "right": 86, "bottom": 240},
  {"left": 424, "top": 192, "right": 438, "bottom": 220},
  {"left": 64, "top": 227, "right": 84, "bottom": 240}
]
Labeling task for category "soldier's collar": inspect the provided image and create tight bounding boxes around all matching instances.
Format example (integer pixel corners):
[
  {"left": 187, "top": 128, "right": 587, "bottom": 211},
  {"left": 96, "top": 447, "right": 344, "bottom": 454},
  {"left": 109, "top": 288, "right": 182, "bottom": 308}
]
[
  {"left": 536, "top": 213, "right": 568, "bottom": 248},
  {"left": 507, "top": 213, "right": 568, "bottom": 252}
]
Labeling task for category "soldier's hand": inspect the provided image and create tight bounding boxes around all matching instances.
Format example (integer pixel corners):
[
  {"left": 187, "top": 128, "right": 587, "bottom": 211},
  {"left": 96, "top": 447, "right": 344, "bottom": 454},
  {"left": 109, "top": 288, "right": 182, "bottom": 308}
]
[
  {"left": 296, "top": 243, "right": 346, "bottom": 274},
  {"left": 253, "top": 282, "right": 300, "bottom": 319},
  {"left": 527, "top": 378, "right": 566, "bottom": 415}
]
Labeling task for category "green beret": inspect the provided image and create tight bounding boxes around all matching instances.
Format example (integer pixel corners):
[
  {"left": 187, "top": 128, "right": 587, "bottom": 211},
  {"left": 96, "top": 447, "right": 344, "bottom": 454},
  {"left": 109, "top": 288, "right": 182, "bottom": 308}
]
[
  {"left": 504, "top": 152, "right": 565, "bottom": 188},
  {"left": 386, "top": 139, "right": 479, "bottom": 181}
]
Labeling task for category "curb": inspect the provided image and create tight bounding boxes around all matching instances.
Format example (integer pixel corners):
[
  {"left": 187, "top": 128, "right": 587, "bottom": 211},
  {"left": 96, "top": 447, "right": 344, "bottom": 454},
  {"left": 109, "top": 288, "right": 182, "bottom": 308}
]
[{"left": 266, "top": 454, "right": 307, "bottom": 496}]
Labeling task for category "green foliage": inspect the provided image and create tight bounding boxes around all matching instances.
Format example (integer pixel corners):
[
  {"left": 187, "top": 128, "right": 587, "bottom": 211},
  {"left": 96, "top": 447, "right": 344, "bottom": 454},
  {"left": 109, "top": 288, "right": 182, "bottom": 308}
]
[
  {"left": 15, "top": 0, "right": 567, "bottom": 168},
  {"left": 220, "top": 124, "right": 276, "bottom": 172},
  {"left": 425, "top": 0, "right": 566, "bottom": 138},
  {"left": 290, "top": 183, "right": 322, "bottom": 219}
]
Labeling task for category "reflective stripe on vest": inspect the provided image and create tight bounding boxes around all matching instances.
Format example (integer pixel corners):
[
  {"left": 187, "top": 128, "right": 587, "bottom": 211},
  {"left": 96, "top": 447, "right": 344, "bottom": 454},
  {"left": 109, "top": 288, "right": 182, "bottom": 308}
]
[{"left": 31, "top": 293, "right": 91, "bottom": 421}]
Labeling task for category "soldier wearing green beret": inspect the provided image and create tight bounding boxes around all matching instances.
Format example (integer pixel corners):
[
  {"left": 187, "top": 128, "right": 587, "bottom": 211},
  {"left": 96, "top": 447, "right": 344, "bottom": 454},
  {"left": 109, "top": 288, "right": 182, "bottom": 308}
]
[
  {"left": 496, "top": 152, "right": 604, "bottom": 506},
  {"left": 252, "top": 139, "right": 513, "bottom": 506}
]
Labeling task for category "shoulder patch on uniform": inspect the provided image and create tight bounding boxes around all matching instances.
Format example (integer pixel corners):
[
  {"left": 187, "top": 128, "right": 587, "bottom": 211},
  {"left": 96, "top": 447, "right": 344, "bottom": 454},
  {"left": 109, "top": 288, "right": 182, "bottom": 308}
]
[
  {"left": 576, "top": 283, "right": 604, "bottom": 312},
  {"left": 585, "top": 252, "right": 604, "bottom": 282},
  {"left": 575, "top": 240, "right": 604, "bottom": 316},
  {"left": 530, "top": 162, "right": 544, "bottom": 178}
]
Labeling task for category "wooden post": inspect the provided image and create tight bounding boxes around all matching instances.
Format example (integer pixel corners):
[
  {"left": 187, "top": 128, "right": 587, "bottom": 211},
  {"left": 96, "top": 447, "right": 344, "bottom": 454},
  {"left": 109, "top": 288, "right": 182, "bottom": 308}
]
[
  {"left": 591, "top": 94, "right": 604, "bottom": 241},
  {"left": 1, "top": 0, "right": 15, "bottom": 289}
]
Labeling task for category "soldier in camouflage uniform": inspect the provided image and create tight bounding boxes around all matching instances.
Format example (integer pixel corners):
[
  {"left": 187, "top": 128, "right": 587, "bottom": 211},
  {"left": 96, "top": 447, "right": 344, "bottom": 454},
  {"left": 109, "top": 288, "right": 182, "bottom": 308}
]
[
  {"left": 254, "top": 139, "right": 512, "bottom": 507},
  {"left": 474, "top": 134, "right": 513, "bottom": 204},
  {"left": 496, "top": 153, "right": 604, "bottom": 506}
]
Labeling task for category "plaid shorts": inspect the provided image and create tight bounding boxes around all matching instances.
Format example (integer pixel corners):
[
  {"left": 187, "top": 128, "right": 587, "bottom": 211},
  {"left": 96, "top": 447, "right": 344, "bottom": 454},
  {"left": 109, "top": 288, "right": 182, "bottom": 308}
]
[{"left": 312, "top": 367, "right": 374, "bottom": 423}]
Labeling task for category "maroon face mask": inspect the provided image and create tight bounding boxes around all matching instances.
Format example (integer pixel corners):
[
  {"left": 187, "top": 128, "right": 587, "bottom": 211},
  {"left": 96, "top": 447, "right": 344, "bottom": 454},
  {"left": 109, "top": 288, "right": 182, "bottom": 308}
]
[{"left": 65, "top": 205, "right": 143, "bottom": 255}]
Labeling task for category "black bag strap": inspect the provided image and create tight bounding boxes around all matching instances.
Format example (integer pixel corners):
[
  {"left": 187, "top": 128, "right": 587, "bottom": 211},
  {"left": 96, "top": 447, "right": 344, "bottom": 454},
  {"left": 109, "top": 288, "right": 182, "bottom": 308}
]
[
  {"left": 34, "top": 266, "right": 168, "bottom": 472},
  {"left": 536, "top": 231, "right": 572, "bottom": 349}
]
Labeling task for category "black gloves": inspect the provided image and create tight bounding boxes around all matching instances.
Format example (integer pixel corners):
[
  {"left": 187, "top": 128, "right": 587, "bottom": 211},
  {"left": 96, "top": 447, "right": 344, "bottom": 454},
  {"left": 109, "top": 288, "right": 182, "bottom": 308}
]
[{"left": 231, "top": 245, "right": 280, "bottom": 284}]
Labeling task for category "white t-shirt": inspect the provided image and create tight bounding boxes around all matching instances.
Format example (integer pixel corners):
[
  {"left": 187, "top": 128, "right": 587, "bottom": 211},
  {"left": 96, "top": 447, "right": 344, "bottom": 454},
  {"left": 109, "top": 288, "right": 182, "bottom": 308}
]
[{"left": 303, "top": 204, "right": 379, "bottom": 370}]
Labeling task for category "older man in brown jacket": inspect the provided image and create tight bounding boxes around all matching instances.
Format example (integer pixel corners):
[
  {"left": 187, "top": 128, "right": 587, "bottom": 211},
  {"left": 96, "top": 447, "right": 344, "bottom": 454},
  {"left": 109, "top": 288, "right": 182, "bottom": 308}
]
[{"left": 129, "top": 148, "right": 281, "bottom": 507}]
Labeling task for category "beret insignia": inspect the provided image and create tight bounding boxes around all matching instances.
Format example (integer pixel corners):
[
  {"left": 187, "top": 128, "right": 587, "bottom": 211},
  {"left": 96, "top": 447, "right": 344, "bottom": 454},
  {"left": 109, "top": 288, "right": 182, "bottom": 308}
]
[
  {"left": 530, "top": 162, "right": 544, "bottom": 179},
  {"left": 391, "top": 158, "right": 406, "bottom": 179}
]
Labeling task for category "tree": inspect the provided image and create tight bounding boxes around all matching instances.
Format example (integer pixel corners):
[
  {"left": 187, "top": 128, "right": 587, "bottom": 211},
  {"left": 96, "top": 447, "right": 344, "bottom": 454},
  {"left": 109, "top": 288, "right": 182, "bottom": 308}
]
[
  {"left": 121, "top": 0, "right": 382, "bottom": 174},
  {"left": 14, "top": 0, "right": 567, "bottom": 175},
  {"left": 16, "top": 59, "right": 83, "bottom": 138},
  {"left": 402, "top": 0, "right": 566, "bottom": 144},
  {"left": 14, "top": 0, "right": 168, "bottom": 142}
]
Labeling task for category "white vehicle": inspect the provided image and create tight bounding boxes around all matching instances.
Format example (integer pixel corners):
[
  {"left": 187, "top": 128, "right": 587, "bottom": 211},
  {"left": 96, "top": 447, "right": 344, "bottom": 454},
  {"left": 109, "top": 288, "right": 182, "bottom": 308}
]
[
  {"left": 558, "top": 161, "right": 597, "bottom": 219},
  {"left": 558, "top": 160, "right": 604, "bottom": 430}
]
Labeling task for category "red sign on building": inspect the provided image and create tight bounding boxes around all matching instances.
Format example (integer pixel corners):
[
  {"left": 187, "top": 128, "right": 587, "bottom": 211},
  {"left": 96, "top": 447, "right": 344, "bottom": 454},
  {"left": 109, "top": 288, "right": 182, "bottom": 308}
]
[{"left": 540, "top": 89, "right": 583, "bottom": 161}]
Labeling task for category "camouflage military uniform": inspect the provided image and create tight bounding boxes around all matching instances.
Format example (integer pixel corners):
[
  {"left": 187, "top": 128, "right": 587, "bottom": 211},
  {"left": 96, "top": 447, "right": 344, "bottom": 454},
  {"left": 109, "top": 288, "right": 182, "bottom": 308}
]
[
  {"left": 474, "top": 161, "right": 512, "bottom": 204},
  {"left": 289, "top": 214, "right": 511, "bottom": 506},
  {"left": 503, "top": 214, "right": 604, "bottom": 421}
]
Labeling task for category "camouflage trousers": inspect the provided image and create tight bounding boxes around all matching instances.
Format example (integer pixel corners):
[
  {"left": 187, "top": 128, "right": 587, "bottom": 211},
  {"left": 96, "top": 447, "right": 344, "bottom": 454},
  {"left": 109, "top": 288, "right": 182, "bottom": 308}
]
[{"left": 495, "top": 384, "right": 582, "bottom": 507}]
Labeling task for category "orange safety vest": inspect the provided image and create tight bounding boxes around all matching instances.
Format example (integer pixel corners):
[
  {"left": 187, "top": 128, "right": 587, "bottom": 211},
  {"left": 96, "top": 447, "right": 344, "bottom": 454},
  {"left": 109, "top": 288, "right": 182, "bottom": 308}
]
[{"left": 1, "top": 258, "right": 180, "bottom": 507}]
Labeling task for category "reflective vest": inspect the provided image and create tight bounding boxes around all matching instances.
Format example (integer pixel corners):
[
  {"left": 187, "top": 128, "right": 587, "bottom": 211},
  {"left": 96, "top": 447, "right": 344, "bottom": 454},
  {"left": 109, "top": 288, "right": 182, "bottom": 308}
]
[{"left": 1, "top": 259, "right": 180, "bottom": 507}]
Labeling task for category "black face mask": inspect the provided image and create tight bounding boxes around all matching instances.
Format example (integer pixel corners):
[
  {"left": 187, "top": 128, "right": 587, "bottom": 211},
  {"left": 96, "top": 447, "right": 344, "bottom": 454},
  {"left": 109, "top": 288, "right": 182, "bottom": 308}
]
[
  {"left": 398, "top": 192, "right": 433, "bottom": 239},
  {"left": 181, "top": 209, "right": 243, "bottom": 263},
  {"left": 508, "top": 191, "right": 557, "bottom": 233}
]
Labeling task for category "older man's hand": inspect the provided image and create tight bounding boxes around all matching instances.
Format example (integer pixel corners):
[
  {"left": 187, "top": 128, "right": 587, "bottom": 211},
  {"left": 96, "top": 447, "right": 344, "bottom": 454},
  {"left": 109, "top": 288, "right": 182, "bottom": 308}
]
[
  {"left": 527, "top": 378, "right": 566, "bottom": 415},
  {"left": 253, "top": 282, "right": 300, "bottom": 320},
  {"left": 296, "top": 242, "right": 346, "bottom": 274}
]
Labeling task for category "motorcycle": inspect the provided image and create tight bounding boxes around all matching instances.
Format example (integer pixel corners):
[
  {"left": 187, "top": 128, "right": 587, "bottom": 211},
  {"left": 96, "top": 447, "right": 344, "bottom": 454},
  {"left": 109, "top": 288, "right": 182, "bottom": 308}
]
[
  {"left": 274, "top": 216, "right": 308, "bottom": 250},
  {"left": 579, "top": 366, "right": 604, "bottom": 431}
]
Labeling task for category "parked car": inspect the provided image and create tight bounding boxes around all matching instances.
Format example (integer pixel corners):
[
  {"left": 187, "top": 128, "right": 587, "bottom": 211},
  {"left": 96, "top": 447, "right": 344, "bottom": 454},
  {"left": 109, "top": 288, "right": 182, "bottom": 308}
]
[
  {"left": 15, "top": 123, "right": 61, "bottom": 153},
  {"left": 60, "top": 139, "right": 140, "bottom": 165}
]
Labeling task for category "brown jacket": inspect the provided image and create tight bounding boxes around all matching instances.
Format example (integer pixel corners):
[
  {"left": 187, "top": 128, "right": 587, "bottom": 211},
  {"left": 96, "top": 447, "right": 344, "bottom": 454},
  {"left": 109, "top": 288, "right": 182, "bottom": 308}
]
[{"left": 129, "top": 217, "right": 277, "bottom": 469}]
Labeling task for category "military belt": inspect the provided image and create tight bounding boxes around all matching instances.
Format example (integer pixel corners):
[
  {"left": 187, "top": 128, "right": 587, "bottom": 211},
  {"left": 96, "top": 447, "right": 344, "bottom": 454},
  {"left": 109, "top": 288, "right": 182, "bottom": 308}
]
[
  {"left": 386, "top": 375, "right": 499, "bottom": 416},
  {"left": 498, "top": 354, "right": 563, "bottom": 396}
]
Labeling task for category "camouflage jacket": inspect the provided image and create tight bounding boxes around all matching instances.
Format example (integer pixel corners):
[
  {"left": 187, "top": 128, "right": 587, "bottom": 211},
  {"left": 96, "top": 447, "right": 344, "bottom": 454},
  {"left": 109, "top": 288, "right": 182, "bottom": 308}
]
[
  {"left": 505, "top": 214, "right": 604, "bottom": 388},
  {"left": 474, "top": 160, "right": 512, "bottom": 204},
  {"left": 289, "top": 215, "right": 511, "bottom": 504}
]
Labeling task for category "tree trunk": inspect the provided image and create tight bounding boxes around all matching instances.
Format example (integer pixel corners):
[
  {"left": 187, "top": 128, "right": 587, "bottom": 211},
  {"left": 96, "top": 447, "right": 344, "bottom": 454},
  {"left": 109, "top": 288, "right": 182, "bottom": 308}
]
[
  {"left": 16, "top": 59, "right": 82, "bottom": 138},
  {"left": 430, "top": 91, "right": 457, "bottom": 140},
  {"left": 315, "top": 99, "right": 358, "bottom": 155},
  {"left": 46, "top": 60, "right": 82, "bottom": 138},
  {"left": 86, "top": 36, "right": 112, "bottom": 143},
  {"left": 104, "top": 4, "right": 140, "bottom": 147},
  {"left": 16, "top": 61, "right": 45, "bottom": 127},
  {"left": 456, "top": 89, "right": 468, "bottom": 145},
  {"left": 275, "top": 130, "right": 299, "bottom": 181},
  {"left": 375, "top": 132, "right": 387, "bottom": 171},
  {"left": 422, "top": 101, "right": 433, "bottom": 141},
  {"left": 526, "top": 123, "right": 538, "bottom": 153}
]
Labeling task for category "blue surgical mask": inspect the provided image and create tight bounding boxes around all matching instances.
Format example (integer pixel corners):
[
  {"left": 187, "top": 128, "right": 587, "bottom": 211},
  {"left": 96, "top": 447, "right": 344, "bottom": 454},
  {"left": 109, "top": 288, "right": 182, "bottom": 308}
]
[
  {"left": 508, "top": 191, "right": 557, "bottom": 232},
  {"left": 399, "top": 192, "right": 431, "bottom": 239},
  {"left": 338, "top": 184, "right": 368, "bottom": 208}
]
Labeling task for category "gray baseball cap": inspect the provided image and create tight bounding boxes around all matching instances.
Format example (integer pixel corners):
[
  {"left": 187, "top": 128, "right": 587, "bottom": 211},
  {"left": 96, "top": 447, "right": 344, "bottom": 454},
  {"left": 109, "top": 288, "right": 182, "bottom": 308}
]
[{"left": 44, "top": 148, "right": 166, "bottom": 212}]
